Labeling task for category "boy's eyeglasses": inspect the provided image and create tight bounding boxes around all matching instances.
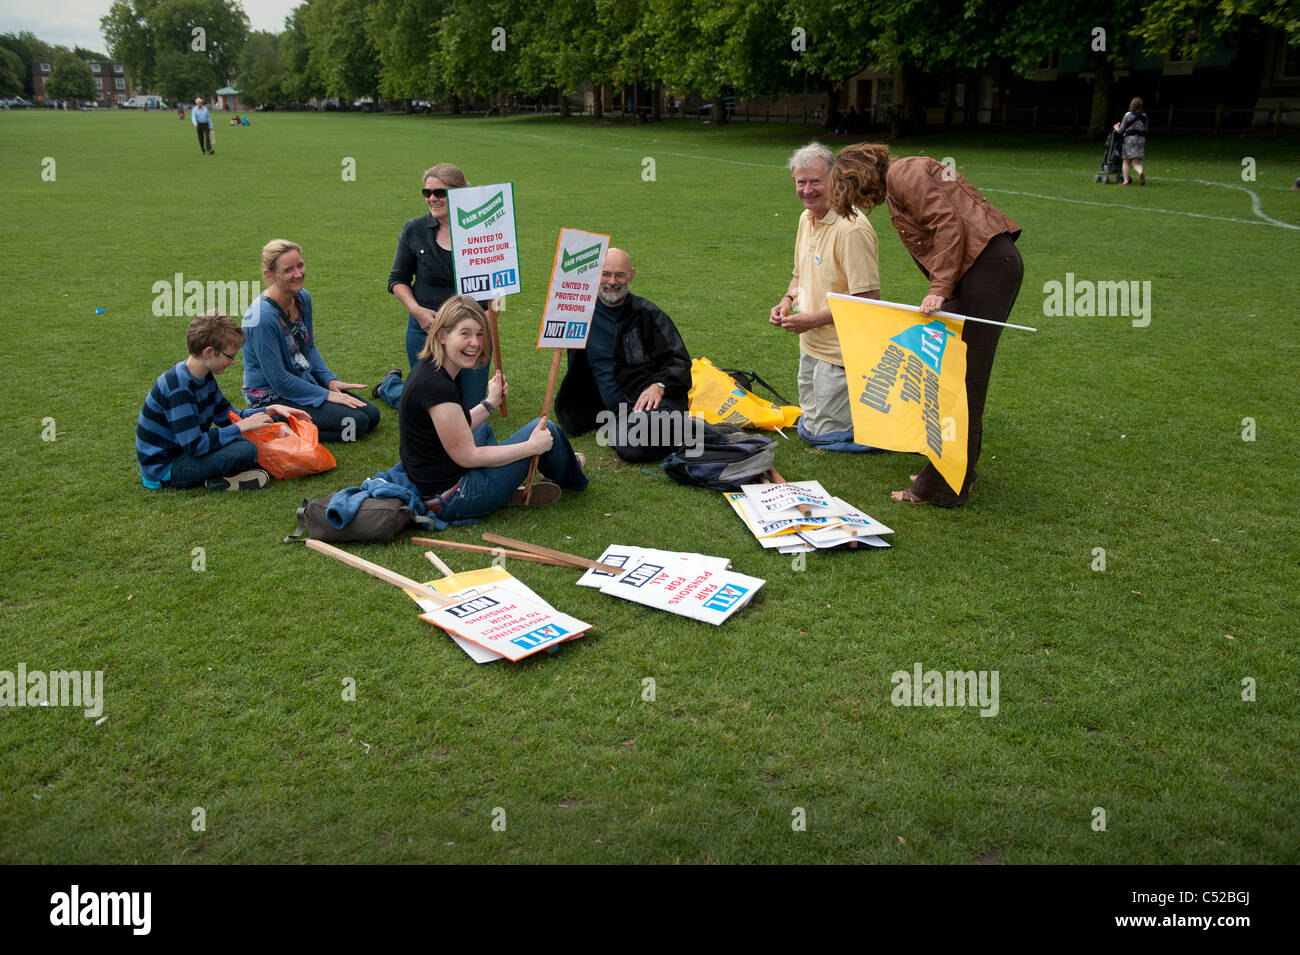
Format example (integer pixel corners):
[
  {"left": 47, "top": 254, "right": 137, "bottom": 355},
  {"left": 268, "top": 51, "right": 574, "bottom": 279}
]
[
  {"left": 218, "top": 350, "right": 239, "bottom": 361},
  {"left": 421, "top": 188, "right": 448, "bottom": 199}
]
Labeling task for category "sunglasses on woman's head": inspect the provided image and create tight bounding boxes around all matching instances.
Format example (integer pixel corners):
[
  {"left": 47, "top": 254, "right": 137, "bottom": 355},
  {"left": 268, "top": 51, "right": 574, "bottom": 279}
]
[{"left": 422, "top": 188, "right": 448, "bottom": 199}]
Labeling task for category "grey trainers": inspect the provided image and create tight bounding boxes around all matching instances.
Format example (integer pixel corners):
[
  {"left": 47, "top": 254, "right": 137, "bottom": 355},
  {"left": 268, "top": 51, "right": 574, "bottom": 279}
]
[{"left": 207, "top": 468, "right": 270, "bottom": 491}]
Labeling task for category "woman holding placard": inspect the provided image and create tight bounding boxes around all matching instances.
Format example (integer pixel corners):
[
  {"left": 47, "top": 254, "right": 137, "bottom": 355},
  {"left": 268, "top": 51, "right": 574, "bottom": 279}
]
[
  {"left": 378, "top": 163, "right": 493, "bottom": 411},
  {"left": 828, "top": 143, "right": 1023, "bottom": 507},
  {"left": 399, "top": 296, "right": 587, "bottom": 519}
]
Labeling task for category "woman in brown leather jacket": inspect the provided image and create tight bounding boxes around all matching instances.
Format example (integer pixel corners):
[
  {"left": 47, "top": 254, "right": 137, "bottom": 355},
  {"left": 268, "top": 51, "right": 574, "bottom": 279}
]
[{"left": 829, "top": 143, "right": 1023, "bottom": 507}]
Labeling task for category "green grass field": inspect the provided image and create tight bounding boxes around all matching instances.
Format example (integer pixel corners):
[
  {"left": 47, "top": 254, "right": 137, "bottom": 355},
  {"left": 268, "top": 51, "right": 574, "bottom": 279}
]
[{"left": 0, "top": 110, "right": 1296, "bottom": 864}]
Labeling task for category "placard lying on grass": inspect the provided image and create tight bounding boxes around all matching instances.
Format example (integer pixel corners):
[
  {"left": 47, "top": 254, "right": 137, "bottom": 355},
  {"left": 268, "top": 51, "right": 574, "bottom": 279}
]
[
  {"left": 582, "top": 548, "right": 763, "bottom": 625},
  {"left": 575, "top": 544, "right": 730, "bottom": 589},
  {"left": 728, "top": 481, "right": 894, "bottom": 551},
  {"left": 406, "top": 567, "right": 589, "bottom": 663}
]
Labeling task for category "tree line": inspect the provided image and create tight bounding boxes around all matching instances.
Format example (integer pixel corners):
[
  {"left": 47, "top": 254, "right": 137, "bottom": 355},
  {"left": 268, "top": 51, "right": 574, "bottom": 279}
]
[{"left": 13, "top": 0, "right": 1297, "bottom": 135}]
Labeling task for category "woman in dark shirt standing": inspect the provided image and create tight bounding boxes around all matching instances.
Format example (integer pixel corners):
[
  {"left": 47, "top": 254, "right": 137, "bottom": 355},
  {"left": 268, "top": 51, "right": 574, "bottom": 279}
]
[{"left": 376, "top": 163, "right": 493, "bottom": 410}]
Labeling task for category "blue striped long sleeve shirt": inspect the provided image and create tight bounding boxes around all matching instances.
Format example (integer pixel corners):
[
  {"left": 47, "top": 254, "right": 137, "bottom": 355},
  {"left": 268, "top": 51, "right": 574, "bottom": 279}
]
[{"left": 136, "top": 361, "right": 242, "bottom": 486}]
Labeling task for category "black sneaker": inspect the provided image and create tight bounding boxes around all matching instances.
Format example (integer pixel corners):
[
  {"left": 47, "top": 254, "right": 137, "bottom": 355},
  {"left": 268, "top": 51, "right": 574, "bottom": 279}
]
[{"left": 207, "top": 468, "right": 269, "bottom": 491}]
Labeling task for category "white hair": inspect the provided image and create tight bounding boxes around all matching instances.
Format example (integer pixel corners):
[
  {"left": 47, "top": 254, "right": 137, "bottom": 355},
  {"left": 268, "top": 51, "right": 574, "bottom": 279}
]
[{"left": 788, "top": 141, "right": 833, "bottom": 174}]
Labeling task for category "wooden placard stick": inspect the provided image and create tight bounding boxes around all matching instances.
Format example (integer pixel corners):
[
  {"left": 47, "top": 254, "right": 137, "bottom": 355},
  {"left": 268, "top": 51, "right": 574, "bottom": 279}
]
[
  {"left": 481, "top": 532, "right": 628, "bottom": 574},
  {"left": 767, "top": 467, "right": 854, "bottom": 547},
  {"left": 423, "top": 550, "right": 455, "bottom": 577},
  {"left": 411, "top": 536, "right": 577, "bottom": 569},
  {"left": 305, "top": 539, "right": 456, "bottom": 606},
  {"left": 526, "top": 229, "right": 609, "bottom": 504},
  {"left": 765, "top": 467, "right": 813, "bottom": 519},
  {"left": 487, "top": 298, "right": 507, "bottom": 417},
  {"left": 522, "top": 349, "right": 564, "bottom": 503}
]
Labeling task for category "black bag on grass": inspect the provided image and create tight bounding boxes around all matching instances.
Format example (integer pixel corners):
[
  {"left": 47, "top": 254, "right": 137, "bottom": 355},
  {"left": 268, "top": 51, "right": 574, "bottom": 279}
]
[
  {"left": 661, "top": 422, "right": 776, "bottom": 490},
  {"left": 284, "top": 496, "right": 414, "bottom": 544}
]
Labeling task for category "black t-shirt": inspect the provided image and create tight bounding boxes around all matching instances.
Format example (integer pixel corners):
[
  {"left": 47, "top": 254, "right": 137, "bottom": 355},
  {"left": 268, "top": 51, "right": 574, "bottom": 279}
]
[{"left": 399, "top": 359, "right": 471, "bottom": 497}]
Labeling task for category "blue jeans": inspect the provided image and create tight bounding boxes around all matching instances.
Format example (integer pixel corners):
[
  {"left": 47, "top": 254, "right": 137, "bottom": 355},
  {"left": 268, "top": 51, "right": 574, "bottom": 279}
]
[
  {"left": 275, "top": 397, "right": 382, "bottom": 442},
  {"left": 388, "top": 313, "right": 490, "bottom": 411},
  {"left": 165, "top": 436, "right": 259, "bottom": 487},
  {"left": 430, "top": 420, "right": 587, "bottom": 522}
]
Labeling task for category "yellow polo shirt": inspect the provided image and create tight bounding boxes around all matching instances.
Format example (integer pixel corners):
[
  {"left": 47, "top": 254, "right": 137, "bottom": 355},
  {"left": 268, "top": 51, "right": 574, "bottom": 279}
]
[{"left": 793, "top": 207, "right": 880, "bottom": 366}]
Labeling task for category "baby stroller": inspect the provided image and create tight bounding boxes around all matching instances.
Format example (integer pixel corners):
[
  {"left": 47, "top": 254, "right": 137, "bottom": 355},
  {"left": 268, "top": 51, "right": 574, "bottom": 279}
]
[{"left": 1093, "top": 129, "right": 1123, "bottom": 184}]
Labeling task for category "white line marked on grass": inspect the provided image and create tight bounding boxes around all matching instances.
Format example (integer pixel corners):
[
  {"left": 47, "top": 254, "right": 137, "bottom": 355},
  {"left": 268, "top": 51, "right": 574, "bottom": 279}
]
[
  {"left": 981, "top": 187, "right": 1299, "bottom": 229},
  {"left": 1162, "top": 177, "right": 1300, "bottom": 229}
]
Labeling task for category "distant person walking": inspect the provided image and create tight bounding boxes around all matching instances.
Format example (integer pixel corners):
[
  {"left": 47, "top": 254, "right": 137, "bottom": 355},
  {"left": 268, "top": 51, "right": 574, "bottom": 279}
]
[
  {"left": 1114, "top": 97, "right": 1148, "bottom": 185},
  {"left": 192, "top": 97, "right": 213, "bottom": 155}
]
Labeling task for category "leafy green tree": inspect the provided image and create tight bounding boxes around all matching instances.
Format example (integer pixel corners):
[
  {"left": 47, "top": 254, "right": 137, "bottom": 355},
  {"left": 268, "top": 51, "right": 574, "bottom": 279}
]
[
  {"left": 155, "top": 47, "right": 221, "bottom": 102},
  {"left": 430, "top": 0, "right": 520, "bottom": 106},
  {"left": 0, "top": 47, "right": 23, "bottom": 97},
  {"left": 102, "top": 0, "right": 247, "bottom": 91},
  {"left": 153, "top": 0, "right": 249, "bottom": 81},
  {"left": 301, "top": 0, "right": 379, "bottom": 99},
  {"left": 1136, "top": 0, "right": 1300, "bottom": 56},
  {"left": 101, "top": 0, "right": 164, "bottom": 89},
  {"left": 45, "top": 52, "right": 96, "bottom": 102},
  {"left": 236, "top": 30, "right": 282, "bottom": 106},
  {"left": 366, "top": 0, "right": 441, "bottom": 105},
  {"left": 1, "top": 31, "right": 60, "bottom": 97},
  {"left": 279, "top": 3, "right": 325, "bottom": 102}
]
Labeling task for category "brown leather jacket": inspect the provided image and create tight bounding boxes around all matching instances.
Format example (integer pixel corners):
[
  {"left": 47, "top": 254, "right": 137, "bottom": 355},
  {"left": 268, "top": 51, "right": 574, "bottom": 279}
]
[{"left": 885, "top": 156, "right": 1020, "bottom": 300}]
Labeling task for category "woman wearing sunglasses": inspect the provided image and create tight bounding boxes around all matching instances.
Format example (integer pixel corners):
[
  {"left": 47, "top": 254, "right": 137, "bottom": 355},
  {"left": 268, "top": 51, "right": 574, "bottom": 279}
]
[{"left": 377, "top": 163, "right": 493, "bottom": 411}]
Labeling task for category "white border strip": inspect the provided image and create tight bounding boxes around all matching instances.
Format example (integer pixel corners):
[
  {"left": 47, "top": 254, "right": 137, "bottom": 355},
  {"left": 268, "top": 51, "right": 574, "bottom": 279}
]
[{"left": 828, "top": 292, "right": 1038, "bottom": 332}]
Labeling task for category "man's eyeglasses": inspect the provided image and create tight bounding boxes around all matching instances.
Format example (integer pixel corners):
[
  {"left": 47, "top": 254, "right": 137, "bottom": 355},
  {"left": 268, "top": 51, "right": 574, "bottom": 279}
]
[{"left": 421, "top": 188, "right": 448, "bottom": 199}]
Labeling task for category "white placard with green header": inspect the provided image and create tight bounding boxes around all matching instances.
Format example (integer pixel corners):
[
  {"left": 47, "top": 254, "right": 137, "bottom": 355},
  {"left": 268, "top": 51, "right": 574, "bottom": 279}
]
[
  {"left": 447, "top": 183, "right": 521, "bottom": 300},
  {"left": 537, "top": 228, "right": 609, "bottom": 348}
]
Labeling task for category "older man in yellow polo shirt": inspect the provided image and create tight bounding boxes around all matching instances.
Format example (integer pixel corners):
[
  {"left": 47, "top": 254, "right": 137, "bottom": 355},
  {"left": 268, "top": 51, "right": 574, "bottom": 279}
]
[{"left": 770, "top": 142, "right": 881, "bottom": 448}]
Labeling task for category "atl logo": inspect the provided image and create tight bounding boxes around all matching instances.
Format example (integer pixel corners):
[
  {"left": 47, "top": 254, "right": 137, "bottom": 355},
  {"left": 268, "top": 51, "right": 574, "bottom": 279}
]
[
  {"left": 702, "top": 584, "right": 748, "bottom": 612},
  {"left": 510, "top": 623, "right": 568, "bottom": 650}
]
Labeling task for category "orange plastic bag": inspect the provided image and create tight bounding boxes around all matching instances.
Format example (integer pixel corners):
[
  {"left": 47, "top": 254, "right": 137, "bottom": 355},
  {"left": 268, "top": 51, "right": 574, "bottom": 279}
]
[{"left": 230, "top": 412, "right": 337, "bottom": 479}]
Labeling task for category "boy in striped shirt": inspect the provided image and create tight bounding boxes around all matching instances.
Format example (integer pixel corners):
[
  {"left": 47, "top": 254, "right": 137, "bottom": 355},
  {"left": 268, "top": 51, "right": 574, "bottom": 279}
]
[{"left": 136, "top": 312, "right": 308, "bottom": 490}]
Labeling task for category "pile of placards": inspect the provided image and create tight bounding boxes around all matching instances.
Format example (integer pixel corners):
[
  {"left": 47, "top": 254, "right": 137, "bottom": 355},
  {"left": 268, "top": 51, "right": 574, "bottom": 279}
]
[
  {"left": 405, "top": 566, "right": 591, "bottom": 663},
  {"left": 576, "top": 545, "right": 764, "bottom": 625},
  {"left": 725, "top": 480, "right": 893, "bottom": 553}
]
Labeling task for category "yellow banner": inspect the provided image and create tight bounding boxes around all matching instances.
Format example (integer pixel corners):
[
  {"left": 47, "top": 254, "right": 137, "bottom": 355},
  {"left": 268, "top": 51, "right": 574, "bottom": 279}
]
[{"left": 829, "top": 297, "right": 969, "bottom": 493}]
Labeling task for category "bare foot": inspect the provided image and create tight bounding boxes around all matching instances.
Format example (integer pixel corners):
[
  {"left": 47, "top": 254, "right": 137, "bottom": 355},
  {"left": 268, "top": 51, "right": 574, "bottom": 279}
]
[{"left": 891, "top": 488, "right": 926, "bottom": 503}]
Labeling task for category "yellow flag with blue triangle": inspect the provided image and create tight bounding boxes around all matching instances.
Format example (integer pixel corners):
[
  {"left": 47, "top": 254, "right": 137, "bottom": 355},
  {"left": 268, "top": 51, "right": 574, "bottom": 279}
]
[{"left": 829, "top": 295, "right": 969, "bottom": 493}]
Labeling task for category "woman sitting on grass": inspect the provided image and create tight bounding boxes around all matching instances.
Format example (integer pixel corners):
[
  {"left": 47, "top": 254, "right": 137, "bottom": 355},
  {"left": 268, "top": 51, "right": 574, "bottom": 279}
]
[
  {"left": 241, "top": 239, "right": 382, "bottom": 442},
  {"left": 399, "top": 295, "right": 588, "bottom": 520}
]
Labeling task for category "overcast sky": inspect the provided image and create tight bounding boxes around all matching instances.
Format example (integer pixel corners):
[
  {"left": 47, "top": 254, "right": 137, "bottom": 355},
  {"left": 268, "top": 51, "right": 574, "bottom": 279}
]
[{"left": 0, "top": 0, "right": 300, "bottom": 53}]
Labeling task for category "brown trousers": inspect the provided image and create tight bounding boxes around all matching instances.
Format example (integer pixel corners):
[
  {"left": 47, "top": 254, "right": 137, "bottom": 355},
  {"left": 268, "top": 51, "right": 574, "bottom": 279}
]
[{"left": 909, "top": 233, "right": 1023, "bottom": 506}]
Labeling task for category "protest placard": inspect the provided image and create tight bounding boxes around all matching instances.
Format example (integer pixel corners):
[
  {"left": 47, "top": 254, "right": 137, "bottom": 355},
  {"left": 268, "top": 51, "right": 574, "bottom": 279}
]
[
  {"left": 537, "top": 228, "right": 609, "bottom": 348},
  {"left": 405, "top": 567, "right": 589, "bottom": 663},
  {"left": 576, "top": 545, "right": 731, "bottom": 589},
  {"left": 594, "top": 554, "right": 764, "bottom": 625},
  {"left": 420, "top": 587, "right": 591, "bottom": 662},
  {"left": 447, "top": 183, "right": 521, "bottom": 300}
]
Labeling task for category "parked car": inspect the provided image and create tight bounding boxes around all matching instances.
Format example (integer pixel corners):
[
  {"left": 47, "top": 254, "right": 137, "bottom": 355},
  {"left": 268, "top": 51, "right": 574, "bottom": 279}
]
[{"left": 2, "top": 96, "right": 31, "bottom": 108}]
